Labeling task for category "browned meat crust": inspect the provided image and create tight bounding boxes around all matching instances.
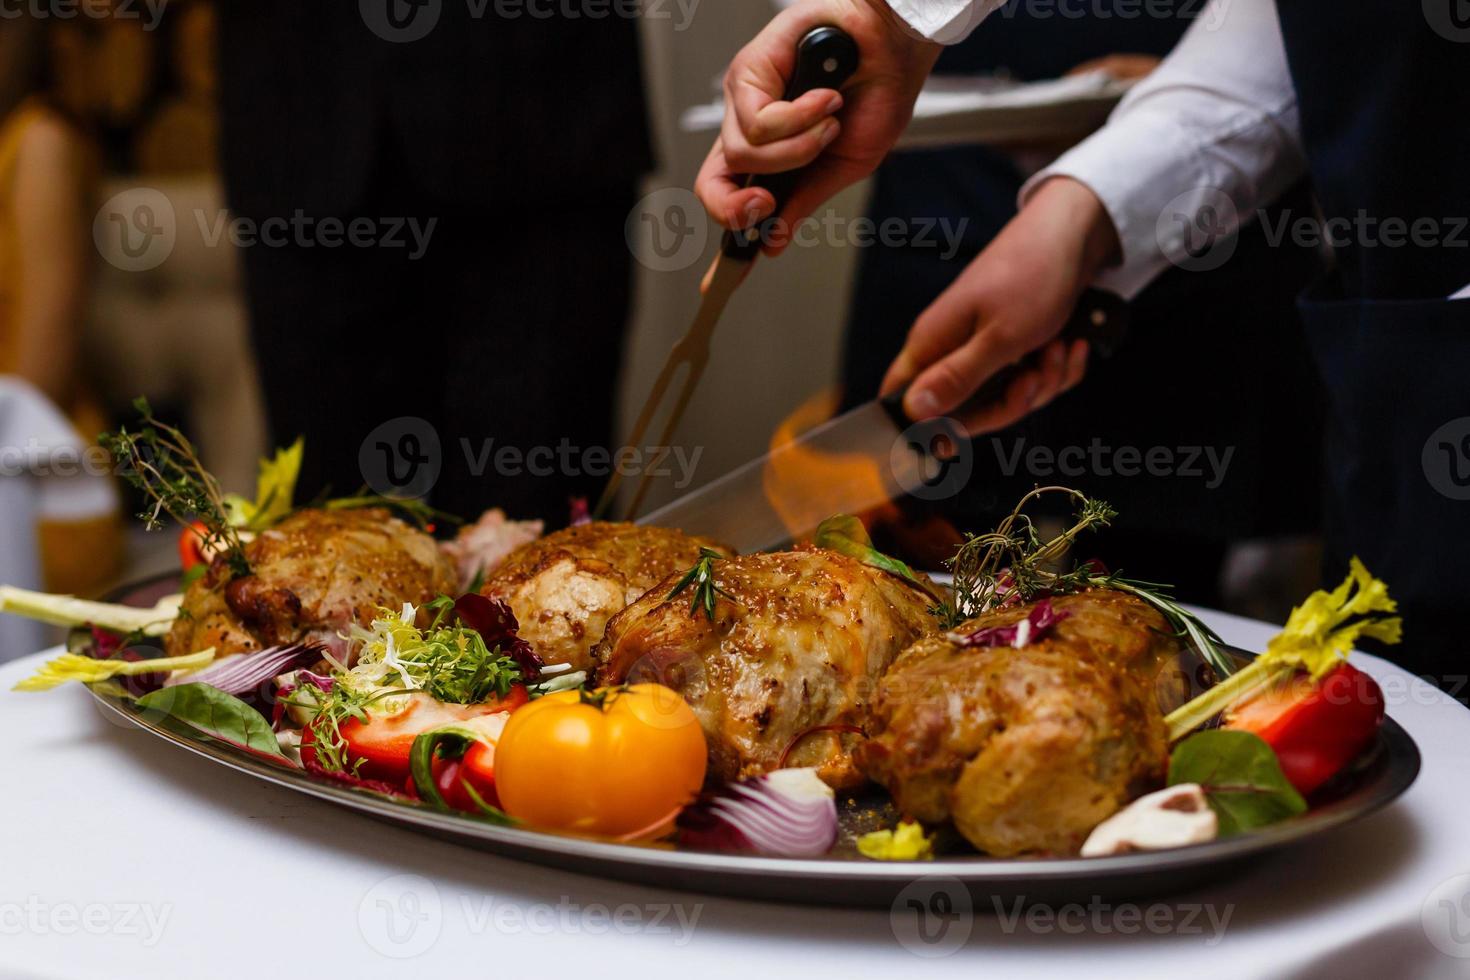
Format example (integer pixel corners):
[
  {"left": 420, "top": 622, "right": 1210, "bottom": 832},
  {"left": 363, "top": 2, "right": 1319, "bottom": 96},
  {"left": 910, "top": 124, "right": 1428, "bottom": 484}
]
[
  {"left": 856, "top": 589, "right": 1175, "bottom": 857},
  {"left": 165, "top": 508, "right": 456, "bottom": 660},
  {"left": 594, "top": 547, "right": 938, "bottom": 791},
  {"left": 480, "top": 521, "right": 731, "bottom": 672}
]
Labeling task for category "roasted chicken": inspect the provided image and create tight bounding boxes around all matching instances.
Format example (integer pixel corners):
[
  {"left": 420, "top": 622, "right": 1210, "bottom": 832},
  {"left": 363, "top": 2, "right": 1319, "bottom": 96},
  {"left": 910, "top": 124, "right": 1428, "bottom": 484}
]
[
  {"left": 856, "top": 589, "right": 1174, "bottom": 857},
  {"left": 481, "top": 522, "right": 731, "bottom": 672},
  {"left": 165, "top": 508, "right": 456, "bottom": 661},
  {"left": 595, "top": 548, "right": 937, "bottom": 791}
]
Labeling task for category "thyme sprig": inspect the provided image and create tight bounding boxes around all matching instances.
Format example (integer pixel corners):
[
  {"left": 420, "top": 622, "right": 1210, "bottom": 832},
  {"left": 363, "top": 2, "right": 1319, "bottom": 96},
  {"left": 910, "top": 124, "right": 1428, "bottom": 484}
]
[
  {"left": 667, "top": 548, "right": 733, "bottom": 621},
  {"left": 100, "top": 398, "right": 249, "bottom": 576},
  {"left": 939, "top": 486, "right": 1234, "bottom": 678},
  {"left": 937, "top": 486, "right": 1114, "bottom": 626}
]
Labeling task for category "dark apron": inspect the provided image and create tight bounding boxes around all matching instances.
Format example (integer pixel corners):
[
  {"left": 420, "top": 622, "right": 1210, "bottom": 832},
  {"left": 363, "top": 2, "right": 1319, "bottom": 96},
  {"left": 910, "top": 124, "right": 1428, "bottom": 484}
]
[{"left": 1276, "top": 0, "right": 1470, "bottom": 683}]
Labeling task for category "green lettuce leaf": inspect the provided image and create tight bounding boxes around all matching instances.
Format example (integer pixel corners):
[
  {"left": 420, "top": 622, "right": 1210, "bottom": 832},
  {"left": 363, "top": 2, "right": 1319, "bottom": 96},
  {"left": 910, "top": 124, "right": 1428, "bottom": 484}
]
[
  {"left": 135, "top": 682, "right": 287, "bottom": 760},
  {"left": 1168, "top": 729, "right": 1307, "bottom": 835}
]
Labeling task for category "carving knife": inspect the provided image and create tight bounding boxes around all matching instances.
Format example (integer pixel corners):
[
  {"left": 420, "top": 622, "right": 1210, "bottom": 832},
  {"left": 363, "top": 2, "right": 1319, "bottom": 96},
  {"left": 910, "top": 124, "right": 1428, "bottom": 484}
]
[
  {"left": 636, "top": 290, "right": 1130, "bottom": 552},
  {"left": 596, "top": 25, "right": 861, "bottom": 521}
]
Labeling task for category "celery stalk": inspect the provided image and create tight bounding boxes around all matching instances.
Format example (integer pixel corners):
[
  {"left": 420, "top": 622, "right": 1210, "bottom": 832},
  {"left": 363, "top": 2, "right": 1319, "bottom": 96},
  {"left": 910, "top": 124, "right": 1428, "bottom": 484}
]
[{"left": 0, "top": 586, "right": 181, "bottom": 637}]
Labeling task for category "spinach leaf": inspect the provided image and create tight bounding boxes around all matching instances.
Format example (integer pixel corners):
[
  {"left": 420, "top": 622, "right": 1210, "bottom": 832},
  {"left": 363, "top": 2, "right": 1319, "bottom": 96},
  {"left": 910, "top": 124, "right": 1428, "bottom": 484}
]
[
  {"left": 135, "top": 682, "right": 287, "bottom": 761},
  {"left": 1168, "top": 729, "right": 1307, "bottom": 835}
]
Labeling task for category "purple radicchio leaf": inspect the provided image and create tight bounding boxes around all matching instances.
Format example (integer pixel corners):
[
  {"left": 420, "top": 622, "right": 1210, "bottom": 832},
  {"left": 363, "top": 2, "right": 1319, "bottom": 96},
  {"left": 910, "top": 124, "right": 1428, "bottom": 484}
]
[
  {"left": 948, "top": 598, "right": 1069, "bottom": 650},
  {"left": 453, "top": 593, "right": 544, "bottom": 679}
]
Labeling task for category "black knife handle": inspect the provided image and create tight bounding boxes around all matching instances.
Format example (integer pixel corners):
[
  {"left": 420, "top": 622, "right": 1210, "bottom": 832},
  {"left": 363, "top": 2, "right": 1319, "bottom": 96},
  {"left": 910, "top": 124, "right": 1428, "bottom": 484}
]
[
  {"left": 880, "top": 289, "right": 1130, "bottom": 430},
  {"left": 721, "top": 26, "right": 860, "bottom": 262}
]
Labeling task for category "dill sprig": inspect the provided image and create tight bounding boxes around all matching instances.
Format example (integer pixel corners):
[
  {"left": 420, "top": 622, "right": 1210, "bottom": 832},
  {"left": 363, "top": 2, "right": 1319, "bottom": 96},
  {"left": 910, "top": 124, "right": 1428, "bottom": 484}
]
[
  {"left": 939, "top": 486, "right": 1234, "bottom": 678},
  {"left": 100, "top": 398, "right": 249, "bottom": 576},
  {"left": 667, "top": 548, "right": 733, "bottom": 621}
]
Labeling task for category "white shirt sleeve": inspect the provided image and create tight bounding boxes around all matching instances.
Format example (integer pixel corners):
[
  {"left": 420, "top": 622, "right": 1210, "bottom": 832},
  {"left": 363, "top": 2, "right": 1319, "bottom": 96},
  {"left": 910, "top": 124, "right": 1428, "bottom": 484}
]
[
  {"left": 1016, "top": 0, "right": 1307, "bottom": 298},
  {"left": 886, "top": 0, "right": 1001, "bottom": 43}
]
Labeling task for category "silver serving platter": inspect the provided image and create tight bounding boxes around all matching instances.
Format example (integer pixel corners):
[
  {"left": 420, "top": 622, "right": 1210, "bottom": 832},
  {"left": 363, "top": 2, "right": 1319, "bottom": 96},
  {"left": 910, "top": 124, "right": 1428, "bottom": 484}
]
[{"left": 94, "top": 576, "right": 1420, "bottom": 908}]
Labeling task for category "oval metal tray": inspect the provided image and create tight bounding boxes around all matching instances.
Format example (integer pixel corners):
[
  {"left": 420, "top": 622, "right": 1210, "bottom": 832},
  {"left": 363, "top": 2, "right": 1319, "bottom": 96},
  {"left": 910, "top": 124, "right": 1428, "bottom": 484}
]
[{"left": 94, "top": 576, "right": 1420, "bottom": 908}]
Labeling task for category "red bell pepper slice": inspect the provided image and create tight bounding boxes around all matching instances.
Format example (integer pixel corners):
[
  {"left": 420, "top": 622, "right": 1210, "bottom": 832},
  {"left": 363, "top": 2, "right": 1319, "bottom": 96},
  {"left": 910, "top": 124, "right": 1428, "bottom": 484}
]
[{"left": 1226, "top": 662, "right": 1384, "bottom": 795}]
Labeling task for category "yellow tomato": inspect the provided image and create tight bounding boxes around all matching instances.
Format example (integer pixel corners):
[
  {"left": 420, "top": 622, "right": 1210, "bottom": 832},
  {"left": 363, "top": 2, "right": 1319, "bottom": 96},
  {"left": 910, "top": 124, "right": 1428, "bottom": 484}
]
[{"left": 494, "top": 683, "right": 707, "bottom": 837}]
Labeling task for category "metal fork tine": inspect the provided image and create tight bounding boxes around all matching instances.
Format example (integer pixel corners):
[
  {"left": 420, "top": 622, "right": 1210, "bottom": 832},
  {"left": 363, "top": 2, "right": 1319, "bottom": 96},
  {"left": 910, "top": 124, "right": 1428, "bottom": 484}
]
[
  {"left": 623, "top": 349, "right": 710, "bottom": 520},
  {"left": 595, "top": 253, "right": 748, "bottom": 521},
  {"left": 592, "top": 356, "right": 681, "bottom": 519}
]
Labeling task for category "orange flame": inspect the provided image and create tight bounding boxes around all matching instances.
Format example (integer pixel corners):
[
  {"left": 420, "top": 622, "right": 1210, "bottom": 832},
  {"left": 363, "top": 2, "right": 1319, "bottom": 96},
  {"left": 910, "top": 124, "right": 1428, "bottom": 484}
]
[{"left": 760, "top": 388, "right": 900, "bottom": 542}]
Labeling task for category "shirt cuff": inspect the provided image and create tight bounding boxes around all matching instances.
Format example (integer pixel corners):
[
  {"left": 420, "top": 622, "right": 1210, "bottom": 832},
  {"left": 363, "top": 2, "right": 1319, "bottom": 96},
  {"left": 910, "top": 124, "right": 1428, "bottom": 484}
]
[
  {"left": 1018, "top": 111, "right": 1205, "bottom": 300},
  {"left": 886, "top": 0, "right": 994, "bottom": 43}
]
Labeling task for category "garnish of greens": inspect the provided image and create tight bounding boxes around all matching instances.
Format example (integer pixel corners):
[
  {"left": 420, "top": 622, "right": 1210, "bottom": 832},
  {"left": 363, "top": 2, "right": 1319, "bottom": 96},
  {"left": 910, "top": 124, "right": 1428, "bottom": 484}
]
[
  {"left": 291, "top": 599, "right": 531, "bottom": 776},
  {"left": 100, "top": 398, "right": 250, "bottom": 576},
  {"left": 667, "top": 548, "right": 735, "bottom": 621},
  {"left": 1164, "top": 557, "right": 1400, "bottom": 740},
  {"left": 1167, "top": 730, "right": 1307, "bottom": 834},
  {"left": 938, "top": 486, "right": 1234, "bottom": 679},
  {"left": 813, "top": 515, "right": 943, "bottom": 603}
]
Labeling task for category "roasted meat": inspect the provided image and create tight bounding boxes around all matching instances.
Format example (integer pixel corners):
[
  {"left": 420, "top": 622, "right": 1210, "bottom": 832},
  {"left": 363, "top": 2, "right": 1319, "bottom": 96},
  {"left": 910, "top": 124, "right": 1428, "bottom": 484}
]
[
  {"left": 594, "top": 548, "right": 937, "bottom": 791},
  {"left": 165, "top": 508, "right": 456, "bottom": 661},
  {"left": 856, "top": 589, "right": 1174, "bottom": 857},
  {"left": 480, "top": 521, "right": 731, "bottom": 672}
]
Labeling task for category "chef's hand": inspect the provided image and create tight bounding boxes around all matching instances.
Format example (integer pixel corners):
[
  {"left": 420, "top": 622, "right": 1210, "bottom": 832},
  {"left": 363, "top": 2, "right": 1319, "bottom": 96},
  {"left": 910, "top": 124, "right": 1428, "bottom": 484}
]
[
  {"left": 880, "top": 177, "right": 1122, "bottom": 434},
  {"left": 695, "top": 0, "right": 941, "bottom": 256}
]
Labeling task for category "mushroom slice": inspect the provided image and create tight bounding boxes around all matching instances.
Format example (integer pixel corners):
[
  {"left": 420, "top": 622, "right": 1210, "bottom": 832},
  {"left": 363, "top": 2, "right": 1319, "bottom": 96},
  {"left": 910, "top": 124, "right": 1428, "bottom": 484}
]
[{"left": 1080, "top": 783, "right": 1218, "bottom": 856}]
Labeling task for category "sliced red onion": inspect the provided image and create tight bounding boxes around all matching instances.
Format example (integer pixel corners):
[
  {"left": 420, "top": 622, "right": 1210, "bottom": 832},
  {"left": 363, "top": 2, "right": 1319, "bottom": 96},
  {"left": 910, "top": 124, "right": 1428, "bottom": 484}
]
[
  {"left": 677, "top": 768, "right": 838, "bottom": 857},
  {"left": 165, "top": 643, "right": 322, "bottom": 697},
  {"left": 947, "top": 598, "right": 1068, "bottom": 650}
]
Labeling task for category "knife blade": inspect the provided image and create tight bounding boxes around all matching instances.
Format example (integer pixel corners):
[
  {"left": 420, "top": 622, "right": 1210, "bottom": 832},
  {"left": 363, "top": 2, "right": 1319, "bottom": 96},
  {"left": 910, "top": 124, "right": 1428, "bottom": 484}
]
[
  {"left": 637, "top": 289, "right": 1129, "bottom": 551},
  {"left": 596, "top": 25, "right": 861, "bottom": 522}
]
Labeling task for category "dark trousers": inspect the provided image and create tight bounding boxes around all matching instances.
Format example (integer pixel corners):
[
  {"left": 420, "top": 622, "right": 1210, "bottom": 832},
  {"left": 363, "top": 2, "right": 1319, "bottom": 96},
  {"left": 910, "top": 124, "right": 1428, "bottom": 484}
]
[{"left": 237, "top": 172, "right": 635, "bottom": 525}]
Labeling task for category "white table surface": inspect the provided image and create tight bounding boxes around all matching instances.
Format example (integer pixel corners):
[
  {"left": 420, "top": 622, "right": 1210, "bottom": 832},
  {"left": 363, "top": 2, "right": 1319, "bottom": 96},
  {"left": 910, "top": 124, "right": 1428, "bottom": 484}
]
[{"left": 4, "top": 609, "right": 1470, "bottom": 980}]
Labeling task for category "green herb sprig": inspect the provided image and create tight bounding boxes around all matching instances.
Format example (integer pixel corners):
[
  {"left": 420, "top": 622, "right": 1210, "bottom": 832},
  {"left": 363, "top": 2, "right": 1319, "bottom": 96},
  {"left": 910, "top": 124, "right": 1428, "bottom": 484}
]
[
  {"left": 100, "top": 398, "right": 249, "bottom": 576},
  {"left": 667, "top": 548, "right": 734, "bottom": 621},
  {"left": 940, "top": 486, "right": 1233, "bottom": 679}
]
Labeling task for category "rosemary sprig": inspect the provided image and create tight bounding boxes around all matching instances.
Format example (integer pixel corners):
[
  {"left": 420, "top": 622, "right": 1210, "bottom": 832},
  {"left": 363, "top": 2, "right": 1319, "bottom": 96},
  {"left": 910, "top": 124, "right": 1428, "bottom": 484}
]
[
  {"left": 100, "top": 398, "right": 250, "bottom": 576},
  {"left": 939, "top": 486, "right": 1234, "bottom": 678},
  {"left": 666, "top": 548, "right": 733, "bottom": 621},
  {"left": 1097, "top": 575, "right": 1233, "bottom": 680}
]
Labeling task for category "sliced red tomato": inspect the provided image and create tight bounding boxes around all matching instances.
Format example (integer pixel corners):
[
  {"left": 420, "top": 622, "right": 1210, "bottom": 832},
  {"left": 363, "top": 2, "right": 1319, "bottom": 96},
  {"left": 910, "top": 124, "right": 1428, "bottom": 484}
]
[{"left": 303, "top": 686, "right": 527, "bottom": 784}]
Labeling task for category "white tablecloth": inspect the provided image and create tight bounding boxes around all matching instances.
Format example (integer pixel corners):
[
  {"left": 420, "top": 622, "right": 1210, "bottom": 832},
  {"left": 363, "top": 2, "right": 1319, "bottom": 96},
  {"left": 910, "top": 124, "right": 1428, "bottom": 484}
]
[{"left": 4, "top": 609, "right": 1470, "bottom": 980}]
